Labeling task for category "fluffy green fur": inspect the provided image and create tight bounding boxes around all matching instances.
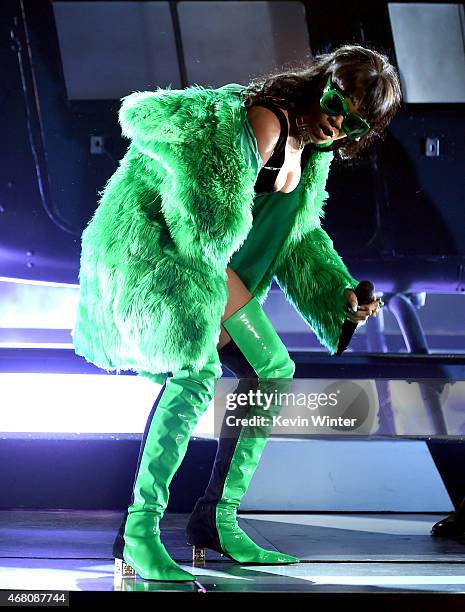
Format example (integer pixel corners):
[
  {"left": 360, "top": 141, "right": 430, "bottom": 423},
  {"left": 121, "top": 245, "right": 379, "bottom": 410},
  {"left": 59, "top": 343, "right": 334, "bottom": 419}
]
[{"left": 72, "top": 84, "right": 359, "bottom": 384}]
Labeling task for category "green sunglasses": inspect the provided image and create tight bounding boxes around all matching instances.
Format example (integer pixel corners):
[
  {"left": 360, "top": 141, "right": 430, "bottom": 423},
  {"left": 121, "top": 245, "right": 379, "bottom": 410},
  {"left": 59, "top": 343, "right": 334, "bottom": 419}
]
[{"left": 319, "top": 74, "right": 370, "bottom": 141}]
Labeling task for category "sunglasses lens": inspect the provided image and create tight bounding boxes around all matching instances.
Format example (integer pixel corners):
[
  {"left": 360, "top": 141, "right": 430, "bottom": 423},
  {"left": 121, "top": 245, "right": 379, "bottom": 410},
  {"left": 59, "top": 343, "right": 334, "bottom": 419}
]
[
  {"left": 321, "top": 91, "right": 345, "bottom": 115},
  {"left": 344, "top": 115, "right": 369, "bottom": 139}
]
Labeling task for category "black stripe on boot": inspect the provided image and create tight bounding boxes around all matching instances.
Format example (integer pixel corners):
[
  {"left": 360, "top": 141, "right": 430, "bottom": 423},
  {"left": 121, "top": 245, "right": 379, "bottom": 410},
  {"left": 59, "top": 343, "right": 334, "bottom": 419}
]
[{"left": 185, "top": 340, "right": 258, "bottom": 555}]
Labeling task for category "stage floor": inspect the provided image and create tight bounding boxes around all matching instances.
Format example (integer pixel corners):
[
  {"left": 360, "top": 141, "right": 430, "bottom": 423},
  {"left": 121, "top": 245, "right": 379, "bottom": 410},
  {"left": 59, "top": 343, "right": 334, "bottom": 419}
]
[{"left": 0, "top": 510, "right": 464, "bottom": 593}]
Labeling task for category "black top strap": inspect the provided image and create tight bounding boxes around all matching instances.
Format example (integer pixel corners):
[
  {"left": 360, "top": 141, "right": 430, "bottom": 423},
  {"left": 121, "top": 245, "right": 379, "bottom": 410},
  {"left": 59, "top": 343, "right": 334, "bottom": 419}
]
[
  {"left": 252, "top": 100, "right": 311, "bottom": 196},
  {"left": 252, "top": 100, "right": 288, "bottom": 169}
]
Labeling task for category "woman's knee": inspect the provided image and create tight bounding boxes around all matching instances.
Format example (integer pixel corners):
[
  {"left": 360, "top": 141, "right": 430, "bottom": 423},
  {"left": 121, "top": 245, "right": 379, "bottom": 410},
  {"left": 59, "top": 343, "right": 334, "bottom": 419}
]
[
  {"left": 264, "top": 350, "right": 296, "bottom": 380},
  {"left": 218, "top": 268, "right": 296, "bottom": 380},
  {"left": 217, "top": 267, "right": 254, "bottom": 351},
  {"left": 222, "top": 266, "right": 253, "bottom": 321}
]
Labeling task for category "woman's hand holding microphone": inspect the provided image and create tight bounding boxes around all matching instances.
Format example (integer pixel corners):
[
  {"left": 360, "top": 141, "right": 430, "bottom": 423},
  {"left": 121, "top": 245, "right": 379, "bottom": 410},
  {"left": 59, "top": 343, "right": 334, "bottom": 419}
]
[{"left": 344, "top": 288, "right": 383, "bottom": 326}]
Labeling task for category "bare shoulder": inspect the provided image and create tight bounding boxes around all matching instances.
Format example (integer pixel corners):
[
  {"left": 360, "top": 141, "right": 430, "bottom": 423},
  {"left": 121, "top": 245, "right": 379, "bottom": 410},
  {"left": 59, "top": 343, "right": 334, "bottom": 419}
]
[{"left": 246, "top": 105, "right": 283, "bottom": 167}]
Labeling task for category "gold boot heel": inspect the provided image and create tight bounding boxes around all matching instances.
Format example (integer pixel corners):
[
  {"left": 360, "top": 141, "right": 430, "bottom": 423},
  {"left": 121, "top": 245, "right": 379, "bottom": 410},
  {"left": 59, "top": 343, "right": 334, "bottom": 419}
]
[
  {"left": 114, "top": 558, "right": 136, "bottom": 587},
  {"left": 192, "top": 546, "right": 206, "bottom": 566}
]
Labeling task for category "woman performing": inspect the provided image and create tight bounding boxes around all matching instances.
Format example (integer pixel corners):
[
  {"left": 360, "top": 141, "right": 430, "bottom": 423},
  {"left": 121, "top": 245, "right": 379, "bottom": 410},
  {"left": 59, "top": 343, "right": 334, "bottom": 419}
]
[{"left": 72, "top": 44, "right": 402, "bottom": 584}]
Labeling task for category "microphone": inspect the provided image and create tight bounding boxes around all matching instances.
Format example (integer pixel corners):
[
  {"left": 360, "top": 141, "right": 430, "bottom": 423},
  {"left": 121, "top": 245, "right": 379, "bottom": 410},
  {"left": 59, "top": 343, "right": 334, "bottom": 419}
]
[{"left": 336, "top": 280, "right": 376, "bottom": 356}]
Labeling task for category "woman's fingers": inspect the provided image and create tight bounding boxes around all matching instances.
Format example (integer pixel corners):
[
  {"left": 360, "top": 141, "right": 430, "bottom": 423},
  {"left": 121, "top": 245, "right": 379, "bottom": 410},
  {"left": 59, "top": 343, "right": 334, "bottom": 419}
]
[{"left": 345, "top": 298, "right": 382, "bottom": 323}]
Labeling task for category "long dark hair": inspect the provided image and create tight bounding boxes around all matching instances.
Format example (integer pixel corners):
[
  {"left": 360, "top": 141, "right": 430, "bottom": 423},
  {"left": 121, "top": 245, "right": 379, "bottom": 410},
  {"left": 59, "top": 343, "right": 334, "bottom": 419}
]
[{"left": 241, "top": 44, "right": 402, "bottom": 160}]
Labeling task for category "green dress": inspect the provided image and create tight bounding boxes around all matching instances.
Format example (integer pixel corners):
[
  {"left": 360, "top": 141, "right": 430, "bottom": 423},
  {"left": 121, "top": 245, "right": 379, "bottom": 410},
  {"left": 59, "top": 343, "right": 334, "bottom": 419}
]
[{"left": 222, "top": 84, "right": 304, "bottom": 296}]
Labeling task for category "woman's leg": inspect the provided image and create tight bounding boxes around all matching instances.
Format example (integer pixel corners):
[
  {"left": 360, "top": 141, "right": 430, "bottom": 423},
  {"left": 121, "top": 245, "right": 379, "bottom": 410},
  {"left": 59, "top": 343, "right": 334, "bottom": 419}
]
[
  {"left": 113, "top": 267, "right": 247, "bottom": 581},
  {"left": 217, "top": 266, "right": 254, "bottom": 351},
  {"left": 113, "top": 350, "right": 222, "bottom": 582},
  {"left": 186, "top": 267, "right": 299, "bottom": 564}
]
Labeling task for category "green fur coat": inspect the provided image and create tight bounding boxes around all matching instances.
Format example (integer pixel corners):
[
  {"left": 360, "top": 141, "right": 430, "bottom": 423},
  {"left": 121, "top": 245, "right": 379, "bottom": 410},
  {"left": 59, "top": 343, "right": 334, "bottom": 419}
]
[{"left": 71, "top": 83, "right": 359, "bottom": 384}]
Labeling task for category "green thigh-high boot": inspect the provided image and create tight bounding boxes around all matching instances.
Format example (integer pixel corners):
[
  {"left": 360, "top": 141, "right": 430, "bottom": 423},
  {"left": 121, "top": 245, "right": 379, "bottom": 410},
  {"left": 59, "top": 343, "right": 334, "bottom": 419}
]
[
  {"left": 186, "top": 296, "right": 299, "bottom": 564},
  {"left": 114, "top": 347, "right": 222, "bottom": 582}
]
